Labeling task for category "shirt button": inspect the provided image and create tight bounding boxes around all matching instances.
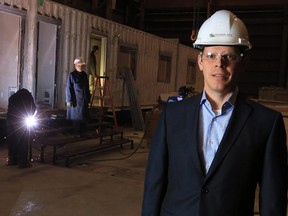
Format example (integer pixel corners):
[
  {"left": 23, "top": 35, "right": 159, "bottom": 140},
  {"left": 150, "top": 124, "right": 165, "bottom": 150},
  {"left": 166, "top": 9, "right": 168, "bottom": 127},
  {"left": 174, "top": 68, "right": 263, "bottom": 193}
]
[{"left": 201, "top": 188, "right": 209, "bottom": 193}]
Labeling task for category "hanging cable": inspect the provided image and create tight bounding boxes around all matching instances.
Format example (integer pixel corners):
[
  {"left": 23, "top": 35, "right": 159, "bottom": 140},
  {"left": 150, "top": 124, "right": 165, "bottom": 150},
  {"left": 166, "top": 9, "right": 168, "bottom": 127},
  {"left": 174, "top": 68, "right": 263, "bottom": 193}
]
[{"left": 190, "top": 0, "right": 201, "bottom": 41}]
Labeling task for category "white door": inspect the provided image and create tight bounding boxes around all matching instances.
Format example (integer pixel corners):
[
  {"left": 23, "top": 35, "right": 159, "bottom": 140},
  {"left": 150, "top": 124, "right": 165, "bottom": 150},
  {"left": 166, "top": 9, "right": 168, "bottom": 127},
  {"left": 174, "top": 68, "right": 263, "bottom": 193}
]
[
  {"left": 36, "top": 21, "right": 57, "bottom": 108},
  {"left": 0, "top": 11, "right": 22, "bottom": 109}
]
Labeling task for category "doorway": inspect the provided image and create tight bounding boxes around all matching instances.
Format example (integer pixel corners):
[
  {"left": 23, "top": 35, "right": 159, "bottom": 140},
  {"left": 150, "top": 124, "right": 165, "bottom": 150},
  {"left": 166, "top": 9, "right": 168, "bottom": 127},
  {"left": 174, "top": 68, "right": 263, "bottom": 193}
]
[{"left": 89, "top": 34, "right": 107, "bottom": 91}]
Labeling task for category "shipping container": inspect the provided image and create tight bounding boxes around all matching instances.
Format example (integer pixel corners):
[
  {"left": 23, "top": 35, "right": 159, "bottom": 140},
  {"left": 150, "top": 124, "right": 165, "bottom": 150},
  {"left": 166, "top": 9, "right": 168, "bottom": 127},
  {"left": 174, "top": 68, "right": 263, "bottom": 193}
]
[{"left": 0, "top": 0, "right": 202, "bottom": 112}]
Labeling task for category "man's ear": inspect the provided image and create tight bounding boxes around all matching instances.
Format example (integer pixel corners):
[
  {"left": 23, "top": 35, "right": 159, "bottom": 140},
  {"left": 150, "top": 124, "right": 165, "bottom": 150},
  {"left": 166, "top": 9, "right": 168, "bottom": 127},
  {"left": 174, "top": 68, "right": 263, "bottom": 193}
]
[{"left": 197, "top": 54, "right": 203, "bottom": 71}]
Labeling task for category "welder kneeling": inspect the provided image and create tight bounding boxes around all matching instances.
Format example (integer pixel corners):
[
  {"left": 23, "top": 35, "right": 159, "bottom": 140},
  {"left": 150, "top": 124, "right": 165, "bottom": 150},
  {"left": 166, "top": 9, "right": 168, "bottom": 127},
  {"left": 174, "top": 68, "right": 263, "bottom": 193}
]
[{"left": 6, "top": 88, "right": 36, "bottom": 169}]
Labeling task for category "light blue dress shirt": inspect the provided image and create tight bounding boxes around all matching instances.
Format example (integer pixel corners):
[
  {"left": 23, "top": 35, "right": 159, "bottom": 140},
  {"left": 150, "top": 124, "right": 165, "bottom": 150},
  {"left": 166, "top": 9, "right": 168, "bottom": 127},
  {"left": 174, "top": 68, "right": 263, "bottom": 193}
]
[{"left": 198, "top": 90, "right": 237, "bottom": 173}]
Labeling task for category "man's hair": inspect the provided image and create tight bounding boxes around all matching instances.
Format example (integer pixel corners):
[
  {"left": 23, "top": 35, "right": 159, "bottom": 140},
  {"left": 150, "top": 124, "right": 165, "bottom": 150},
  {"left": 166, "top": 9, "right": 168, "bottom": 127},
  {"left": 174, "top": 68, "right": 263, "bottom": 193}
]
[{"left": 93, "top": 45, "right": 99, "bottom": 50}]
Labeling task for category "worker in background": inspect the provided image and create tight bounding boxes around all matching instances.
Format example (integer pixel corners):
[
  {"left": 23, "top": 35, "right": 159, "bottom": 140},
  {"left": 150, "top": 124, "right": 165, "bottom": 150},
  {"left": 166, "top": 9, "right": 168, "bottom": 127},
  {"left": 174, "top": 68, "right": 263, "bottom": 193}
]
[
  {"left": 142, "top": 10, "right": 287, "bottom": 216},
  {"left": 89, "top": 45, "right": 99, "bottom": 91},
  {"left": 6, "top": 88, "right": 36, "bottom": 169},
  {"left": 66, "top": 57, "right": 91, "bottom": 137},
  {"left": 167, "top": 86, "right": 198, "bottom": 103}
]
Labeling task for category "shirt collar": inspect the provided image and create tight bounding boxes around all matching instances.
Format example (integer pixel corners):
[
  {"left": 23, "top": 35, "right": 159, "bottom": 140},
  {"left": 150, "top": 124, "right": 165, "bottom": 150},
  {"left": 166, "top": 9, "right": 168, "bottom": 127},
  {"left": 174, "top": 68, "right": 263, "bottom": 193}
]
[{"left": 200, "top": 87, "right": 239, "bottom": 107}]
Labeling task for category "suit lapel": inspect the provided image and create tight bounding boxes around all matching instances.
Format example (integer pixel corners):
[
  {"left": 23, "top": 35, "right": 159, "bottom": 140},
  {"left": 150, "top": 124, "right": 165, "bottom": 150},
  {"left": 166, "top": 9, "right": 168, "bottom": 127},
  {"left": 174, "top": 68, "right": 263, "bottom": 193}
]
[
  {"left": 205, "top": 97, "right": 253, "bottom": 180},
  {"left": 185, "top": 95, "right": 206, "bottom": 178}
]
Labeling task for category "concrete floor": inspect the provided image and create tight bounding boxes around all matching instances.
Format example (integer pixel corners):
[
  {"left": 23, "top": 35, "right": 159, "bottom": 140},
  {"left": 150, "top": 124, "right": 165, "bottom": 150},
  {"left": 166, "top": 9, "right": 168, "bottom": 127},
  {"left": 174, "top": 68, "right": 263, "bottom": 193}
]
[
  {"left": 0, "top": 128, "right": 148, "bottom": 216},
  {"left": 0, "top": 125, "right": 283, "bottom": 216}
]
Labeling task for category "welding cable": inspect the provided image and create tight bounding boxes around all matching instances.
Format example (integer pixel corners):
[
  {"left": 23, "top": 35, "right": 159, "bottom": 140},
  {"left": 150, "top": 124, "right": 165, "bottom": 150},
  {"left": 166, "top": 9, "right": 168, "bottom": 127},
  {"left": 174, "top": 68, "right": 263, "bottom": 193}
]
[{"left": 83, "top": 104, "right": 161, "bottom": 163}]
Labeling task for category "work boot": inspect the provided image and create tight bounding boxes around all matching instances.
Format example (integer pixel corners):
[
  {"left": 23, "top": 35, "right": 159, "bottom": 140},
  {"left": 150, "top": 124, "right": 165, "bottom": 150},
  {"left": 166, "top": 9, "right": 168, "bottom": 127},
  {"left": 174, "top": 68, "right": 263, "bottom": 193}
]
[
  {"left": 18, "top": 162, "right": 32, "bottom": 169},
  {"left": 7, "top": 155, "right": 18, "bottom": 166},
  {"left": 7, "top": 159, "right": 17, "bottom": 166}
]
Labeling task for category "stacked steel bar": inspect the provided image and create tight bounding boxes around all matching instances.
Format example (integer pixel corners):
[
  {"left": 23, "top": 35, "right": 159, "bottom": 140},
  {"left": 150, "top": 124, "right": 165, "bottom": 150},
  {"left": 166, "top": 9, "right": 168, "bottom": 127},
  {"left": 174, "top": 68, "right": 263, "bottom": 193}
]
[{"left": 123, "top": 69, "right": 145, "bottom": 131}]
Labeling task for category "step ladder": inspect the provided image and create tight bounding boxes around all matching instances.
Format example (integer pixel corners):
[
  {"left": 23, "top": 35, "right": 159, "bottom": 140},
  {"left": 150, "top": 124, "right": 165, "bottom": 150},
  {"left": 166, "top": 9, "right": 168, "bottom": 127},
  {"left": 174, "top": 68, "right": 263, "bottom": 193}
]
[{"left": 90, "top": 76, "right": 118, "bottom": 128}]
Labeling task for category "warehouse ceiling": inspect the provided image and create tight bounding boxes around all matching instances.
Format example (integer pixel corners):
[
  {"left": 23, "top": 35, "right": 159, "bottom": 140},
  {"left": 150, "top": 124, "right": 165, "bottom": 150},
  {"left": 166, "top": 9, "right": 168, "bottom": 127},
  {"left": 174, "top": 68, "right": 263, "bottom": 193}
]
[
  {"left": 143, "top": 0, "right": 288, "bottom": 46},
  {"left": 52, "top": 0, "right": 288, "bottom": 47},
  {"left": 145, "top": 0, "right": 287, "bottom": 8}
]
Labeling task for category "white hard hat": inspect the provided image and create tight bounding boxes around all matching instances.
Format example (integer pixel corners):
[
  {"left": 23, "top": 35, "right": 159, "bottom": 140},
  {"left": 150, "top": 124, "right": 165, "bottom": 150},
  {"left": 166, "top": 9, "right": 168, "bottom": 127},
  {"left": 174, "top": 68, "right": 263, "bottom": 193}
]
[
  {"left": 73, "top": 57, "right": 86, "bottom": 65},
  {"left": 193, "top": 10, "right": 252, "bottom": 50}
]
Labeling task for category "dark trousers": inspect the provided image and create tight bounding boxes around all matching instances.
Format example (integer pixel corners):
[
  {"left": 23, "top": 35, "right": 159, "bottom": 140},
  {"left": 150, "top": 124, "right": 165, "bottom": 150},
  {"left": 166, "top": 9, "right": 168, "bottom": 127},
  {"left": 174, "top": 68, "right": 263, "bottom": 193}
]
[
  {"left": 7, "top": 125, "right": 30, "bottom": 165},
  {"left": 73, "top": 120, "right": 87, "bottom": 137}
]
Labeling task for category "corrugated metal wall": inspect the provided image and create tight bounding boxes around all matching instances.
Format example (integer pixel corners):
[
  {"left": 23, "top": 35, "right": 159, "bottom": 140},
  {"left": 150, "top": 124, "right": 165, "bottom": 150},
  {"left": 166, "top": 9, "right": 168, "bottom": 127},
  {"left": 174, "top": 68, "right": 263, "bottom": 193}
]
[{"left": 0, "top": 0, "right": 202, "bottom": 109}]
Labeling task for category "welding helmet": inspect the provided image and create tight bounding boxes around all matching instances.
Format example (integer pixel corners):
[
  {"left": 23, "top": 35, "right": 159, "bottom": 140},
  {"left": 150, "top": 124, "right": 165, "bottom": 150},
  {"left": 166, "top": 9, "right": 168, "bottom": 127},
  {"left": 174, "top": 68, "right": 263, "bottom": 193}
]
[{"left": 193, "top": 10, "right": 252, "bottom": 50}]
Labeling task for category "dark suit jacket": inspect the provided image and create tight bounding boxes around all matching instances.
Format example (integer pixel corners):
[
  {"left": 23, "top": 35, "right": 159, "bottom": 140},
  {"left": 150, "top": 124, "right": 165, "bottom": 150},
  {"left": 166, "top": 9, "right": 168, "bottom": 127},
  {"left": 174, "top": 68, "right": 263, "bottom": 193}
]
[{"left": 142, "top": 94, "right": 287, "bottom": 216}]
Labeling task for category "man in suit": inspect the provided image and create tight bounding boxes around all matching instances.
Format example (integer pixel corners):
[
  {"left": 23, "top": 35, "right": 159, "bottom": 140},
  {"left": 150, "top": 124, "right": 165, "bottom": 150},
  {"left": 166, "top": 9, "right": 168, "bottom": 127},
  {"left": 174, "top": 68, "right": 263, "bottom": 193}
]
[{"left": 142, "top": 10, "right": 287, "bottom": 216}]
